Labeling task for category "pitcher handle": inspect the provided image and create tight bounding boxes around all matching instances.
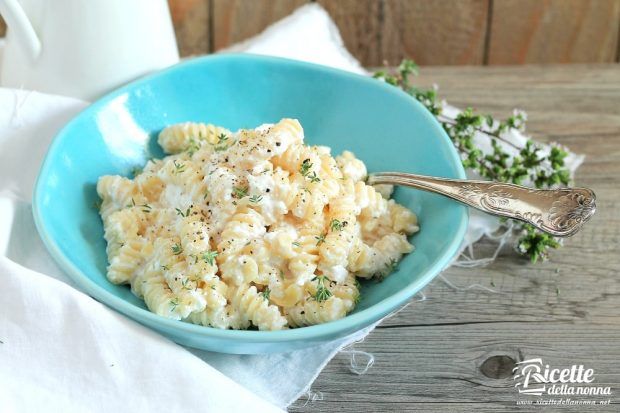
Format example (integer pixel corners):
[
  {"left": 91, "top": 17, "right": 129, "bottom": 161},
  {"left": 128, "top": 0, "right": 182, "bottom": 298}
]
[{"left": 0, "top": 0, "right": 41, "bottom": 60}]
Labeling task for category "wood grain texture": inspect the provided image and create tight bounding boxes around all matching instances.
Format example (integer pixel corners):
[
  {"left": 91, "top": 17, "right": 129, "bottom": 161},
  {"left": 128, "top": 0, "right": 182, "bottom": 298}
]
[
  {"left": 292, "top": 64, "right": 620, "bottom": 412},
  {"left": 382, "top": 0, "right": 490, "bottom": 66},
  {"left": 488, "top": 0, "right": 620, "bottom": 64},
  {"left": 168, "top": 0, "right": 211, "bottom": 57},
  {"left": 319, "top": 0, "right": 490, "bottom": 66},
  {"left": 212, "top": 0, "right": 308, "bottom": 51},
  {"left": 316, "top": 0, "right": 384, "bottom": 65}
]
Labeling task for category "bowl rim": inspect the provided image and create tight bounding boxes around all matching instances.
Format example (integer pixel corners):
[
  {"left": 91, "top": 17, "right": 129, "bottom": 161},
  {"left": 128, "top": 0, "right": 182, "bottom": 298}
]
[{"left": 32, "top": 53, "right": 468, "bottom": 344}]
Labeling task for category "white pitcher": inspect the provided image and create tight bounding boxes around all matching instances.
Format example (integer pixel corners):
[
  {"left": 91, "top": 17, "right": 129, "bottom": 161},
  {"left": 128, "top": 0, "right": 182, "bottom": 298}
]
[{"left": 0, "top": 0, "right": 179, "bottom": 100}]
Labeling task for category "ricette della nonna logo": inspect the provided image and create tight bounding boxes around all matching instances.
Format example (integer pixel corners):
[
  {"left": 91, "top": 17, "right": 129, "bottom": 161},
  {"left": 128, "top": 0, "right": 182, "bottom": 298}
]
[{"left": 512, "top": 358, "right": 612, "bottom": 406}]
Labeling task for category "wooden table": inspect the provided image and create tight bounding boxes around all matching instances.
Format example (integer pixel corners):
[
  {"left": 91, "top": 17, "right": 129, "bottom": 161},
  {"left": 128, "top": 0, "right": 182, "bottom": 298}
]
[{"left": 292, "top": 64, "right": 620, "bottom": 412}]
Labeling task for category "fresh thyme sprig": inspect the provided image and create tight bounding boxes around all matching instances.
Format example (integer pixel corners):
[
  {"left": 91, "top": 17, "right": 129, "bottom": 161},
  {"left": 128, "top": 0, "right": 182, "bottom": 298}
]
[
  {"left": 249, "top": 194, "right": 263, "bottom": 203},
  {"left": 374, "top": 60, "right": 573, "bottom": 263},
  {"left": 516, "top": 225, "right": 561, "bottom": 263},
  {"left": 312, "top": 275, "right": 333, "bottom": 302}
]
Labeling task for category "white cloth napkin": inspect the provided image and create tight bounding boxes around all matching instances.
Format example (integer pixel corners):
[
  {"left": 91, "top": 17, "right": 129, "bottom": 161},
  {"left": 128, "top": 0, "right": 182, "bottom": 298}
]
[
  {"left": 0, "top": 256, "right": 282, "bottom": 413},
  {"left": 0, "top": 88, "right": 375, "bottom": 411},
  {"left": 0, "top": 3, "right": 583, "bottom": 412}
]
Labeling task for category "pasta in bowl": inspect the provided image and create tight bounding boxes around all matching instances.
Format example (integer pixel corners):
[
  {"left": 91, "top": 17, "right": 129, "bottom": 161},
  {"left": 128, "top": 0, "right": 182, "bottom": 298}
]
[
  {"left": 97, "top": 119, "right": 418, "bottom": 330},
  {"left": 33, "top": 54, "right": 467, "bottom": 353}
]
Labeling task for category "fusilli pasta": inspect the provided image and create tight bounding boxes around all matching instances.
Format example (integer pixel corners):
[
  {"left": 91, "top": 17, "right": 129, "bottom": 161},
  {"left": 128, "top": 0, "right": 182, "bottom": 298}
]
[{"left": 97, "top": 119, "right": 419, "bottom": 330}]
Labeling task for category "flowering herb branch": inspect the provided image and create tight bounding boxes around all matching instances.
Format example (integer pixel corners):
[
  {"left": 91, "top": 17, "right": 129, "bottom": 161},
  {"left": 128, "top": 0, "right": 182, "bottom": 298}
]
[{"left": 374, "top": 60, "right": 572, "bottom": 263}]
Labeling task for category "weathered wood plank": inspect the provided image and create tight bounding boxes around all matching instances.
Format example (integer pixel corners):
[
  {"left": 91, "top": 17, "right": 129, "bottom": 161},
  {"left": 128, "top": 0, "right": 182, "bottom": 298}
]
[
  {"left": 382, "top": 0, "right": 490, "bottom": 66},
  {"left": 291, "top": 324, "right": 620, "bottom": 411},
  {"left": 293, "top": 65, "right": 620, "bottom": 411},
  {"left": 212, "top": 0, "right": 307, "bottom": 51},
  {"left": 319, "top": 0, "right": 489, "bottom": 66},
  {"left": 168, "top": 0, "right": 211, "bottom": 57},
  {"left": 316, "top": 0, "right": 384, "bottom": 66},
  {"left": 488, "top": 0, "right": 620, "bottom": 64}
]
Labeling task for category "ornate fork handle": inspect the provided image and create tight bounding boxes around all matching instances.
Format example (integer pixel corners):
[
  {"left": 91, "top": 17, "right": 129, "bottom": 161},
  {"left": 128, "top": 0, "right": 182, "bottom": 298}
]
[{"left": 367, "top": 172, "right": 596, "bottom": 237}]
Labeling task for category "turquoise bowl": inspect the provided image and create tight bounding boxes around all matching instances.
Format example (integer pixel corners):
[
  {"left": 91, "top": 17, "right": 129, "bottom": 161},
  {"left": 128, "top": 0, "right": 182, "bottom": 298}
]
[{"left": 33, "top": 54, "right": 467, "bottom": 354}]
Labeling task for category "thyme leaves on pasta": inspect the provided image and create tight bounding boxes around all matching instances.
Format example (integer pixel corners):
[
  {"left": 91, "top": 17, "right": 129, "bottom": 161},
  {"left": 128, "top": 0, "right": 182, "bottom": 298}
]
[
  {"left": 300, "top": 158, "right": 321, "bottom": 183},
  {"left": 201, "top": 250, "right": 219, "bottom": 266},
  {"left": 315, "top": 233, "right": 327, "bottom": 246},
  {"left": 232, "top": 186, "right": 249, "bottom": 199},
  {"left": 181, "top": 278, "right": 193, "bottom": 290},
  {"left": 187, "top": 137, "right": 200, "bottom": 157},
  {"left": 249, "top": 194, "right": 263, "bottom": 203},
  {"left": 175, "top": 207, "right": 191, "bottom": 217},
  {"left": 330, "top": 219, "right": 347, "bottom": 232},
  {"left": 213, "top": 133, "right": 230, "bottom": 152},
  {"left": 300, "top": 158, "right": 312, "bottom": 176},
  {"left": 171, "top": 243, "right": 183, "bottom": 255},
  {"left": 125, "top": 198, "right": 151, "bottom": 213},
  {"left": 307, "top": 172, "right": 321, "bottom": 183},
  {"left": 312, "top": 275, "right": 333, "bottom": 302},
  {"left": 374, "top": 60, "right": 572, "bottom": 263},
  {"left": 173, "top": 160, "right": 186, "bottom": 174},
  {"left": 260, "top": 287, "right": 271, "bottom": 301}
]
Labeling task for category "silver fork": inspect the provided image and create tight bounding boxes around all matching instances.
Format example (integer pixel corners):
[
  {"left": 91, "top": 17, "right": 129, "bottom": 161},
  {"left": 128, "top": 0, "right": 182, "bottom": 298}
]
[{"left": 367, "top": 172, "right": 596, "bottom": 237}]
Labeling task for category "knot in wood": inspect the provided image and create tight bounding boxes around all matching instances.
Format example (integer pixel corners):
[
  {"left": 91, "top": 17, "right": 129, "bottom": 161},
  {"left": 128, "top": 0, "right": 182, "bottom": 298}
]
[{"left": 479, "top": 355, "right": 516, "bottom": 379}]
